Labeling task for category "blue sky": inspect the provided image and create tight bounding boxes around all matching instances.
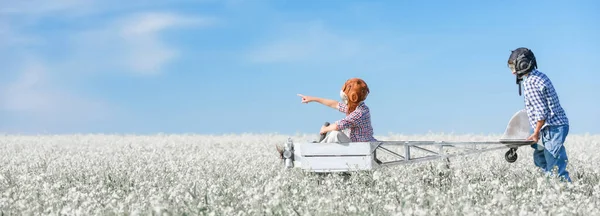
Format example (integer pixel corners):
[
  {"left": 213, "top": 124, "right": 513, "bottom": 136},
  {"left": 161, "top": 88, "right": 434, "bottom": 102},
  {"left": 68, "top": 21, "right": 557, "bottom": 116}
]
[{"left": 1, "top": 0, "right": 598, "bottom": 135}]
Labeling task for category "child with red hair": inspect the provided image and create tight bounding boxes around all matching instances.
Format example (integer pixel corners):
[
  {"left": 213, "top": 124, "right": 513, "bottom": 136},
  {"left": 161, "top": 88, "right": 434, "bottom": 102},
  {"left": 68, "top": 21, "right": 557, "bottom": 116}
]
[{"left": 297, "top": 78, "right": 377, "bottom": 143}]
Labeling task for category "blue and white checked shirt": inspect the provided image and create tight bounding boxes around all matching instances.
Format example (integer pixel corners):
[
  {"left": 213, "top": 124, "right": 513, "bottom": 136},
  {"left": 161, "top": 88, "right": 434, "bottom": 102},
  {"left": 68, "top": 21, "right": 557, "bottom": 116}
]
[{"left": 522, "top": 69, "right": 569, "bottom": 130}]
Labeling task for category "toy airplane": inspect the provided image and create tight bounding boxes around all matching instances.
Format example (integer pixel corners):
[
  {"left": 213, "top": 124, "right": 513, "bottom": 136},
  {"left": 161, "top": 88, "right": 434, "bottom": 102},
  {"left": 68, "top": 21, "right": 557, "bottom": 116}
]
[{"left": 279, "top": 109, "right": 536, "bottom": 173}]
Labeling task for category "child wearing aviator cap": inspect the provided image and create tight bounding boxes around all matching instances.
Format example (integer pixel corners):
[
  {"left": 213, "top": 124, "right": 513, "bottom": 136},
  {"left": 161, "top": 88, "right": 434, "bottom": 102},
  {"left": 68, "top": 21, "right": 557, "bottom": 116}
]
[{"left": 276, "top": 78, "right": 377, "bottom": 158}]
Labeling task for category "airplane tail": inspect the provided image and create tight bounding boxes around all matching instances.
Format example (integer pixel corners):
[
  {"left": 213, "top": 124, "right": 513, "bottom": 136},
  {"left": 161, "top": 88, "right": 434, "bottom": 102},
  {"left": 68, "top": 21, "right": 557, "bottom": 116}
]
[{"left": 501, "top": 109, "right": 531, "bottom": 141}]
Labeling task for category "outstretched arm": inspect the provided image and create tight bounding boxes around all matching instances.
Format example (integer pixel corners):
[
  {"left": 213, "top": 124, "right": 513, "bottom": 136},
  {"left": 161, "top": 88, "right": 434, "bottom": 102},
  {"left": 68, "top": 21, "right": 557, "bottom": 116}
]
[
  {"left": 312, "top": 97, "right": 339, "bottom": 110},
  {"left": 297, "top": 94, "right": 339, "bottom": 110}
]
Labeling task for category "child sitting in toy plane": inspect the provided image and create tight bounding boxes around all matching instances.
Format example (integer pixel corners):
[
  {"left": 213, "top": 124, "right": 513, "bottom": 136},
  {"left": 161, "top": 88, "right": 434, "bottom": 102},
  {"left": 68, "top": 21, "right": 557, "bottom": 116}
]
[
  {"left": 277, "top": 78, "right": 377, "bottom": 158},
  {"left": 300, "top": 77, "right": 377, "bottom": 143}
]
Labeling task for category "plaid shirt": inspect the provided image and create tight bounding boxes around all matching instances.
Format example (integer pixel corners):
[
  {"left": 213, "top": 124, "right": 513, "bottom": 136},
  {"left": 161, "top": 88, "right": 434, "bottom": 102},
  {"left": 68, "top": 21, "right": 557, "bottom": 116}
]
[
  {"left": 522, "top": 69, "right": 569, "bottom": 130},
  {"left": 335, "top": 101, "right": 377, "bottom": 142}
]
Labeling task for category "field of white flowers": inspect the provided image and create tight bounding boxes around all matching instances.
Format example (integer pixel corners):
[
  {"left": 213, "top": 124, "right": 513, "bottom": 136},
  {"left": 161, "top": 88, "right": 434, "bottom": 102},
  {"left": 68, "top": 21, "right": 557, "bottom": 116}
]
[{"left": 1, "top": 133, "right": 599, "bottom": 215}]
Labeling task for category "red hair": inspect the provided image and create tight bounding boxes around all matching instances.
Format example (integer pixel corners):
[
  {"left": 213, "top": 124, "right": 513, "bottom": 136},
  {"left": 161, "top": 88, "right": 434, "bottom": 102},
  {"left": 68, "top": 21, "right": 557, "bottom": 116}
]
[{"left": 342, "top": 78, "right": 370, "bottom": 115}]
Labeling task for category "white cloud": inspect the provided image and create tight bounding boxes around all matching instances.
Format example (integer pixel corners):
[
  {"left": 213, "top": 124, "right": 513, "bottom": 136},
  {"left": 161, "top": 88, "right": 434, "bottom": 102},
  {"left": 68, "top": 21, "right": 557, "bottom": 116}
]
[
  {"left": 0, "top": 23, "right": 22, "bottom": 47},
  {"left": 246, "top": 22, "right": 363, "bottom": 64},
  {"left": 1, "top": 0, "right": 216, "bottom": 75},
  {"left": 0, "top": 19, "right": 42, "bottom": 48},
  {"left": 118, "top": 12, "right": 215, "bottom": 75},
  {"left": 65, "top": 12, "right": 215, "bottom": 76},
  {"left": 0, "top": 0, "right": 216, "bottom": 132},
  {"left": 120, "top": 12, "right": 208, "bottom": 36},
  {"left": 0, "top": 0, "right": 95, "bottom": 16},
  {"left": 0, "top": 58, "right": 113, "bottom": 123},
  {"left": 0, "top": 0, "right": 101, "bottom": 49}
]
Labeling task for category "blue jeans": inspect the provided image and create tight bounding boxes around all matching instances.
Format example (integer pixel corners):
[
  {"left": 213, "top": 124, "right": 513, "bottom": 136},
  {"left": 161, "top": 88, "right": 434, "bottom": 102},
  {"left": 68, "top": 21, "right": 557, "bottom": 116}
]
[{"left": 530, "top": 124, "right": 571, "bottom": 182}]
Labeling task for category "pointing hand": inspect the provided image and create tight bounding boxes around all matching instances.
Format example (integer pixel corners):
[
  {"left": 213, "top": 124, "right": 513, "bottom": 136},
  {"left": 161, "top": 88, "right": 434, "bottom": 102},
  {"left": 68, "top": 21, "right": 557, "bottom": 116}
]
[{"left": 297, "top": 94, "right": 314, "bottom": 103}]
